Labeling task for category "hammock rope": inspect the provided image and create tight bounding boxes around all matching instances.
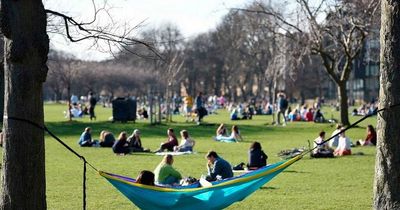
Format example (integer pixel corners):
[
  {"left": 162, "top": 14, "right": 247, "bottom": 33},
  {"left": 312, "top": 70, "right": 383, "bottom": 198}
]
[
  {"left": 5, "top": 116, "right": 98, "bottom": 210},
  {"left": 305, "top": 103, "right": 400, "bottom": 155},
  {"left": 5, "top": 103, "right": 399, "bottom": 209}
]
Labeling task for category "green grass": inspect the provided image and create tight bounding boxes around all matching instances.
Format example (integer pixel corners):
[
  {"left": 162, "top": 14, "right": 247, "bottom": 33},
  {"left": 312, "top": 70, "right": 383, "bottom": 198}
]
[{"left": 40, "top": 104, "right": 377, "bottom": 209}]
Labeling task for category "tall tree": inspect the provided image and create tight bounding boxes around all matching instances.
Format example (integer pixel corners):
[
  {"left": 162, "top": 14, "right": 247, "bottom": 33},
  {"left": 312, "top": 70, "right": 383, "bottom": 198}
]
[
  {"left": 0, "top": 0, "right": 157, "bottom": 208},
  {"left": 373, "top": 0, "right": 400, "bottom": 208},
  {"left": 242, "top": 0, "right": 379, "bottom": 125},
  {"left": 0, "top": 0, "right": 48, "bottom": 208}
]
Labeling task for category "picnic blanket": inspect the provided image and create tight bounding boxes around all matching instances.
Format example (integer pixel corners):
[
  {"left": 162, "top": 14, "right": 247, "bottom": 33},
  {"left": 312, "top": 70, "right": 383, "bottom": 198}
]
[{"left": 155, "top": 151, "right": 196, "bottom": 156}]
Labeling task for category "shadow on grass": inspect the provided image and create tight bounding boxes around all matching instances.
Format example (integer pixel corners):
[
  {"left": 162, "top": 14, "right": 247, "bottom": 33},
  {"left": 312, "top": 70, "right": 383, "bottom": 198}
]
[
  {"left": 282, "top": 170, "right": 310, "bottom": 174},
  {"left": 260, "top": 186, "right": 278, "bottom": 190}
]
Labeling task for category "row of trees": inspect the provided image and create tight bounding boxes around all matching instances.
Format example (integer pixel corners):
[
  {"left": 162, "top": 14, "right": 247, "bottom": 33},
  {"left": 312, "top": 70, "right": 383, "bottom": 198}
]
[
  {"left": 44, "top": 0, "right": 379, "bottom": 126},
  {"left": 1, "top": 0, "right": 400, "bottom": 209}
]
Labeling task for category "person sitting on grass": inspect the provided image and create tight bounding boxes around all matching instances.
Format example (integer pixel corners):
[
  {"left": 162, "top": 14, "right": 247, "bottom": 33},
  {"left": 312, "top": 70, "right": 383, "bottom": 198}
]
[
  {"left": 174, "top": 130, "right": 195, "bottom": 152},
  {"left": 334, "top": 129, "right": 352, "bottom": 156},
  {"left": 78, "top": 127, "right": 96, "bottom": 147},
  {"left": 205, "top": 151, "right": 233, "bottom": 181},
  {"left": 135, "top": 170, "right": 155, "bottom": 186},
  {"left": 127, "top": 129, "right": 150, "bottom": 152},
  {"left": 155, "top": 128, "right": 178, "bottom": 153},
  {"left": 99, "top": 130, "right": 115, "bottom": 147},
  {"left": 216, "top": 123, "right": 228, "bottom": 137},
  {"left": 215, "top": 125, "right": 243, "bottom": 142},
  {"left": 112, "top": 132, "right": 130, "bottom": 155},
  {"left": 356, "top": 125, "right": 377, "bottom": 146},
  {"left": 329, "top": 124, "right": 343, "bottom": 148},
  {"left": 247, "top": 142, "right": 268, "bottom": 170},
  {"left": 154, "top": 154, "right": 182, "bottom": 185},
  {"left": 312, "top": 131, "right": 334, "bottom": 158}
]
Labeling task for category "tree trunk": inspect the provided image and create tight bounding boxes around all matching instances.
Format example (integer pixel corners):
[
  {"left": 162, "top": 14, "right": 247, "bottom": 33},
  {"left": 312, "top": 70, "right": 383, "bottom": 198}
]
[
  {"left": 337, "top": 83, "right": 350, "bottom": 126},
  {"left": 0, "top": 58, "right": 3, "bottom": 125},
  {"left": 0, "top": 0, "right": 48, "bottom": 209},
  {"left": 374, "top": 0, "right": 400, "bottom": 208}
]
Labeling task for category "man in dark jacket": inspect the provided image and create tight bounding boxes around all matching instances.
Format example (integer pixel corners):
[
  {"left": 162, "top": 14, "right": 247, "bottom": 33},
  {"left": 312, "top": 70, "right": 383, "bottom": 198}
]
[{"left": 205, "top": 151, "right": 233, "bottom": 181}]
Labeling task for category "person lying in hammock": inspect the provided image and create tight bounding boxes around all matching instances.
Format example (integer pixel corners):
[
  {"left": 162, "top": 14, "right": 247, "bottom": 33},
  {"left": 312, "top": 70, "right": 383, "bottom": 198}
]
[
  {"left": 214, "top": 125, "right": 243, "bottom": 143},
  {"left": 154, "top": 154, "right": 182, "bottom": 185},
  {"left": 205, "top": 151, "right": 233, "bottom": 181},
  {"left": 135, "top": 170, "right": 155, "bottom": 186}
]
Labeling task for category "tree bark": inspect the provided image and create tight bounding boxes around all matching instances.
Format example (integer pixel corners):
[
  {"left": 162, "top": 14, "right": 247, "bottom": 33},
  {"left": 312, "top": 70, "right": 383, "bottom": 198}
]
[
  {"left": 0, "top": 0, "right": 48, "bottom": 209},
  {"left": 337, "top": 83, "right": 350, "bottom": 126},
  {"left": 374, "top": 0, "right": 400, "bottom": 209}
]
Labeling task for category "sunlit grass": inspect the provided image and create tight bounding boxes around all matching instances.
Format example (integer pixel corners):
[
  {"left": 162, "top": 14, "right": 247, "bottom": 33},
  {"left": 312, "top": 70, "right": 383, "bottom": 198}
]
[{"left": 38, "top": 103, "right": 377, "bottom": 209}]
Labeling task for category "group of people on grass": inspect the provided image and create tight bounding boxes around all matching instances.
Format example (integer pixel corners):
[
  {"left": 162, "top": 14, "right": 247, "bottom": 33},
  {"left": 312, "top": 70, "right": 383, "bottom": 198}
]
[
  {"left": 312, "top": 124, "right": 377, "bottom": 157},
  {"left": 136, "top": 142, "right": 269, "bottom": 186},
  {"left": 77, "top": 120, "right": 376, "bottom": 187},
  {"left": 78, "top": 123, "right": 245, "bottom": 154},
  {"left": 78, "top": 127, "right": 149, "bottom": 154},
  {"left": 214, "top": 124, "right": 244, "bottom": 142},
  {"left": 78, "top": 127, "right": 196, "bottom": 155}
]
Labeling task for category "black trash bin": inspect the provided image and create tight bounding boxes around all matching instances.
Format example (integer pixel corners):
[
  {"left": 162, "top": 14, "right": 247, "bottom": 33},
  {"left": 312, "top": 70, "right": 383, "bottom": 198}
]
[{"left": 112, "top": 97, "right": 136, "bottom": 123}]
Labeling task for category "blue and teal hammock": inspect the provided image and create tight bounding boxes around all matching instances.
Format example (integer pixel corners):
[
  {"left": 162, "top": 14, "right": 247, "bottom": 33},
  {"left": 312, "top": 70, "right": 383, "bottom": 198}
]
[{"left": 99, "top": 154, "right": 303, "bottom": 210}]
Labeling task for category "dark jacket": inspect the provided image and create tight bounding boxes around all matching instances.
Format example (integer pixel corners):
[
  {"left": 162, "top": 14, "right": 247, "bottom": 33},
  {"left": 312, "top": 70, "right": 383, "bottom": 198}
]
[
  {"left": 248, "top": 148, "right": 268, "bottom": 168},
  {"left": 208, "top": 157, "right": 233, "bottom": 180},
  {"left": 100, "top": 133, "right": 115, "bottom": 147},
  {"left": 112, "top": 139, "right": 129, "bottom": 154}
]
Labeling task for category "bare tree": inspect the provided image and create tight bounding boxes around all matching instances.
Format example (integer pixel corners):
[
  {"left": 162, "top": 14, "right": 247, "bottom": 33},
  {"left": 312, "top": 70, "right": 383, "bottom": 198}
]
[
  {"left": 240, "top": 0, "right": 379, "bottom": 125},
  {"left": 0, "top": 0, "right": 158, "bottom": 208},
  {"left": 373, "top": 0, "right": 400, "bottom": 208}
]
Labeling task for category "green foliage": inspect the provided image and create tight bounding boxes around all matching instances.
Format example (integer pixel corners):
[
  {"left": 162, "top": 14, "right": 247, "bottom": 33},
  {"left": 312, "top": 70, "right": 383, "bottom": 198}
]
[{"left": 39, "top": 104, "right": 377, "bottom": 209}]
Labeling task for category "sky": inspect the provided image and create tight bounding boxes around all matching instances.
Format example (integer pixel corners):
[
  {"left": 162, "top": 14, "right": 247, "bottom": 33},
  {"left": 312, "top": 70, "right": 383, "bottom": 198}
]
[{"left": 44, "top": 0, "right": 251, "bottom": 61}]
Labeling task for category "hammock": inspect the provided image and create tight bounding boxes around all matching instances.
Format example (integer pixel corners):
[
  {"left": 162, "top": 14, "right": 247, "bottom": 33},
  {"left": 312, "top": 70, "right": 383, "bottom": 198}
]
[{"left": 99, "top": 154, "right": 302, "bottom": 210}]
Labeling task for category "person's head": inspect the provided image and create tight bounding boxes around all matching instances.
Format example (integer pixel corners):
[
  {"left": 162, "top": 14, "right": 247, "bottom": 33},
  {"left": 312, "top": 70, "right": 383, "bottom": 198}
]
[
  {"left": 250, "top": 142, "right": 262, "bottom": 150},
  {"left": 167, "top": 128, "right": 174, "bottom": 136},
  {"left": 163, "top": 154, "right": 174, "bottom": 165},
  {"left": 339, "top": 129, "right": 346, "bottom": 137},
  {"left": 336, "top": 124, "right": 343, "bottom": 130},
  {"left": 232, "top": 125, "right": 239, "bottom": 133},
  {"left": 99, "top": 130, "right": 107, "bottom": 141},
  {"left": 118, "top": 132, "right": 127, "bottom": 141},
  {"left": 180, "top": 130, "right": 189, "bottom": 139},
  {"left": 206, "top": 151, "right": 219, "bottom": 164},
  {"left": 198, "top": 92, "right": 203, "bottom": 96},
  {"left": 136, "top": 170, "right": 155, "bottom": 186},
  {"left": 133, "top": 129, "right": 141, "bottom": 137},
  {"left": 367, "top": 125, "right": 375, "bottom": 133},
  {"left": 319, "top": 131, "right": 326, "bottom": 138},
  {"left": 85, "top": 127, "right": 91, "bottom": 133}
]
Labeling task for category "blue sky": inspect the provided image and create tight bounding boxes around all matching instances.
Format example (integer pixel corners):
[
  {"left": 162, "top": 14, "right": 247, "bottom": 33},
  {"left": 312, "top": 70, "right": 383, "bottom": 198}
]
[{"left": 44, "top": 0, "right": 250, "bottom": 60}]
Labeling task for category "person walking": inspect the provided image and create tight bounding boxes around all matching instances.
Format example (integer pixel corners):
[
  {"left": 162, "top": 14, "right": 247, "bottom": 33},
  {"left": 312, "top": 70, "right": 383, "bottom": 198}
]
[{"left": 88, "top": 91, "right": 97, "bottom": 120}]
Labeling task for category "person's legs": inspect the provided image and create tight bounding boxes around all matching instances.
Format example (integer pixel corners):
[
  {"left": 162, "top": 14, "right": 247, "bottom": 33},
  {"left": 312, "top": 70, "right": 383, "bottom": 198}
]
[
  {"left": 89, "top": 107, "right": 95, "bottom": 120},
  {"left": 162, "top": 176, "right": 180, "bottom": 185},
  {"left": 276, "top": 110, "right": 282, "bottom": 125}
]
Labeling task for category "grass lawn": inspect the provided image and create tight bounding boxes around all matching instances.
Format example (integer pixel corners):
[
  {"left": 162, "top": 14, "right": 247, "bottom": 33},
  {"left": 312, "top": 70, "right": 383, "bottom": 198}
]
[{"left": 36, "top": 103, "right": 377, "bottom": 209}]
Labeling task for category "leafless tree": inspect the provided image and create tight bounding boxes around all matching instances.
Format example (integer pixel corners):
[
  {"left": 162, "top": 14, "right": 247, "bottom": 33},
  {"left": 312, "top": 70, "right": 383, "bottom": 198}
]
[
  {"left": 239, "top": 0, "right": 379, "bottom": 125},
  {"left": 0, "top": 0, "right": 158, "bottom": 208}
]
